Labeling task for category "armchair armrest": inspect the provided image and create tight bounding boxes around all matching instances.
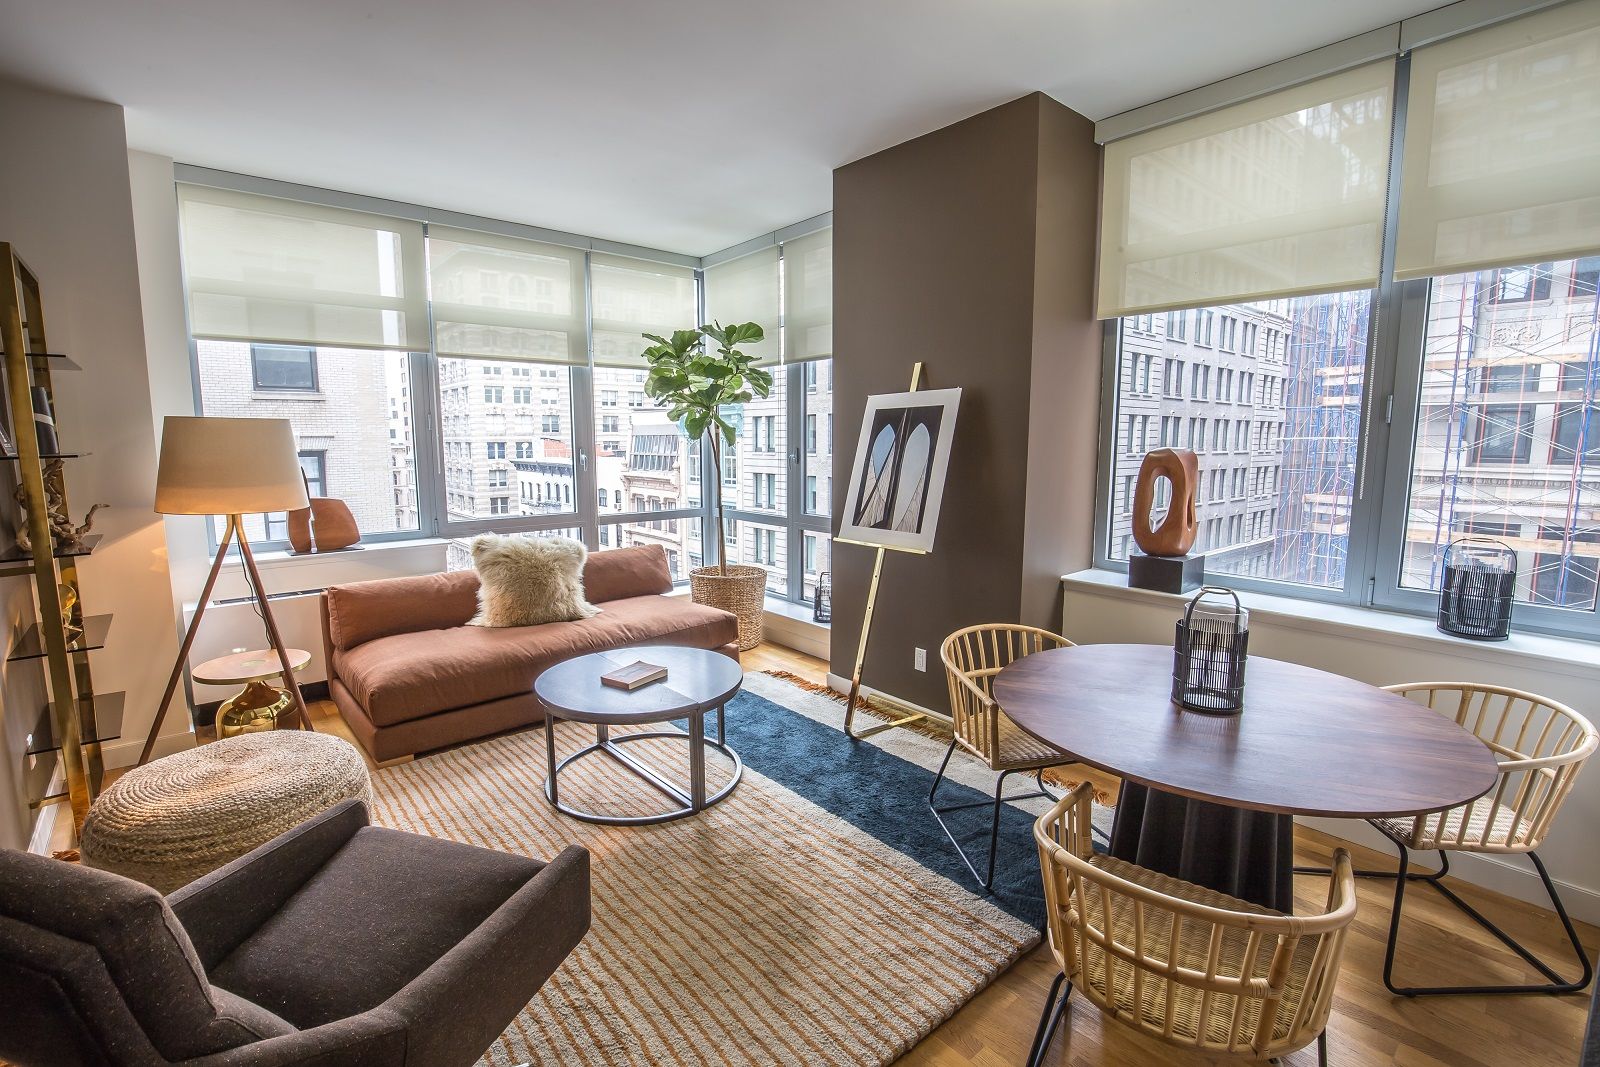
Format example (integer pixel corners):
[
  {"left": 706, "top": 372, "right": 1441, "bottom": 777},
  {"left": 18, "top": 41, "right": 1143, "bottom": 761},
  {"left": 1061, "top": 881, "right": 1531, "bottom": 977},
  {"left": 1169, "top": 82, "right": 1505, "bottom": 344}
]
[
  {"left": 385, "top": 845, "right": 591, "bottom": 1067},
  {"left": 171, "top": 799, "right": 370, "bottom": 970}
]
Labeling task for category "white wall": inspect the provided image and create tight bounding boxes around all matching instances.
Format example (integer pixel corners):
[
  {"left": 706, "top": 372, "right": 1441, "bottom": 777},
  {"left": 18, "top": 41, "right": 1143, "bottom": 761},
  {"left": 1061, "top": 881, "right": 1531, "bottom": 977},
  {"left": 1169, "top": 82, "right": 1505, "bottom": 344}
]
[
  {"left": 0, "top": 81, "right": 187, "bottom": 816},
  {"left": 1061, "top": 571, "right": 1600, "bottom": 923}
]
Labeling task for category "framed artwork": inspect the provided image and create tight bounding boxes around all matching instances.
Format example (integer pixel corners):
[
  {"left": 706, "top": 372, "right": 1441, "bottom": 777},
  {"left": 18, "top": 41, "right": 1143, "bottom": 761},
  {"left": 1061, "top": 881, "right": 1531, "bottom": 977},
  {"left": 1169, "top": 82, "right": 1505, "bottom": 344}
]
[{"left": 838, "top": 387, "right": 961, "bottom": 553}]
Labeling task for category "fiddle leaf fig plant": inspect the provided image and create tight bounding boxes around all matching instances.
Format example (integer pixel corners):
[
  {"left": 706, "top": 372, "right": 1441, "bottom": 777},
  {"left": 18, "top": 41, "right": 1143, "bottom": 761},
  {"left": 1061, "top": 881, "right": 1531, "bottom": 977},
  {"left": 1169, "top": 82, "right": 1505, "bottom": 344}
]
[{"left": 641, "top": 321, "right": 772, "bottom": 575}]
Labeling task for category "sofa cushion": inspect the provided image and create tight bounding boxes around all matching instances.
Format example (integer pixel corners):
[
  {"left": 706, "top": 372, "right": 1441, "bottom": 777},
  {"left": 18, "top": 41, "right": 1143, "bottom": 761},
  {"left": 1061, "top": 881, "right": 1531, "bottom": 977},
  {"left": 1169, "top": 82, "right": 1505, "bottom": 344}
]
[
  {"left": 325, "top": 570, "right": 480, "bottom": 651},
  {"left": 582, "top": 544, "right": 673, "bottom": 603},
  {"left": 333, "top": 594, "right": 738, "bottom": 726},
  {"left": 210, "top": 826, "right": 541, "bottom": 1030}
]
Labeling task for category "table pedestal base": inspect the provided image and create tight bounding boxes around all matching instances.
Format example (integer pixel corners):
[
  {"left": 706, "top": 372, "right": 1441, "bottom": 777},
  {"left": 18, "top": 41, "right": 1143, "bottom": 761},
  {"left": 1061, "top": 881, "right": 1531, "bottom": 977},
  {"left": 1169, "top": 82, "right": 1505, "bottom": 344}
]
[
  {"left": 544, "top": 714, "right": 743, "bottom": 826},
  {"left": 1109, "top": 782, "right": 1294, "bottom": 911}
]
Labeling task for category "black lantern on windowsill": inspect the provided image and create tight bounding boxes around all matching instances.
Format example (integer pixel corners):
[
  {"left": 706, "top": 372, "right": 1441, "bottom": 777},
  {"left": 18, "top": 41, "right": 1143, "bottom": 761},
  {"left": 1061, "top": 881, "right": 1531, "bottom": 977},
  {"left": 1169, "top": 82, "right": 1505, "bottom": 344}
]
[
  {"left": 813, "top": 571, "right": 832, "bottom": 623},
  {"left": 1437, "top": 538, "right": 1516, "bottom": 641},
  {"left": 1172, "top": 586, "right": 1249, "bottom": 715}
]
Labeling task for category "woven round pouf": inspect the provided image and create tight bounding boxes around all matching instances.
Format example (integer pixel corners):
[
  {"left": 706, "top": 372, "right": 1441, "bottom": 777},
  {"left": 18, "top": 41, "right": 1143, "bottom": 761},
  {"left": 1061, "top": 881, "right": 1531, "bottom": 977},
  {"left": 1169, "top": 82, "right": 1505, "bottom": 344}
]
[{"left": 80, "top": 731, "right": 371, "bottom": 893}]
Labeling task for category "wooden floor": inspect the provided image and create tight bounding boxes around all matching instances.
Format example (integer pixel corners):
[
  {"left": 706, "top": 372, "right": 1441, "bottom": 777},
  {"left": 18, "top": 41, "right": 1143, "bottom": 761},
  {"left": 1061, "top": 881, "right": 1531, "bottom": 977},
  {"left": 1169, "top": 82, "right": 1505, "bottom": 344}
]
[
  {"left": 744, "top": 645, "right": 1598, "bottom": 1067},
  {"left": 104, "top": 642, "right": 1598, "bottom": 1067}
]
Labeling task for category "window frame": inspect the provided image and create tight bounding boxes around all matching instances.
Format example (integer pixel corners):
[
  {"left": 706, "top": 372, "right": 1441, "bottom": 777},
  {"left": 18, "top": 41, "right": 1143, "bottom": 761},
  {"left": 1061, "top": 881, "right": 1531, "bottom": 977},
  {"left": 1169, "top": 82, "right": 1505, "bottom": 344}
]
[
  {"left": 1094, "top": 248, "right": 1600, "bottom": 640},
  {"left": 249, "top": 343, "right": 319, "bottom": 392},
  {"left": 1370, "top": 273, "right": 1600, "bottom": 639}
]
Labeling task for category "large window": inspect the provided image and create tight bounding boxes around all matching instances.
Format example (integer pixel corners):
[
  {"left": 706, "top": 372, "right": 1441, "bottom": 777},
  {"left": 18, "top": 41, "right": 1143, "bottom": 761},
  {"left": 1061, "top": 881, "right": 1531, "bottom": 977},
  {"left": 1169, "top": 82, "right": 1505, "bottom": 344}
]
[
  {"left": 706, "top": 236, "right": 835, "bottom": 606},
  {"left": 438, "top": 357, "right": 576, "bottom": 522},
  {"left": 181, "top": 181, "right": 833, "bottom": 611},
  {"left": 1396, "top": 258, "right": 1600, "bottom": 614},
  {"left": 193, "top": 341, "right": 420, "bottom": 545},
  {"left": 1095, "top": 1, "right": 1600, "bottom": 638},
  {"left": 1106, "top": 294, "right": 1367, "bottom": 589}
]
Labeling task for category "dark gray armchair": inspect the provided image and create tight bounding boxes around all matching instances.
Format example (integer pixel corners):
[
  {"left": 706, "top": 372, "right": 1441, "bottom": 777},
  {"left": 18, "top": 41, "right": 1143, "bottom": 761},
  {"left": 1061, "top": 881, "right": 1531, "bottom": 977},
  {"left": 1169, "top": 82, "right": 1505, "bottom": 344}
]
[{"left": 0, "top": 799, "right": 590, "bottom": 1066}]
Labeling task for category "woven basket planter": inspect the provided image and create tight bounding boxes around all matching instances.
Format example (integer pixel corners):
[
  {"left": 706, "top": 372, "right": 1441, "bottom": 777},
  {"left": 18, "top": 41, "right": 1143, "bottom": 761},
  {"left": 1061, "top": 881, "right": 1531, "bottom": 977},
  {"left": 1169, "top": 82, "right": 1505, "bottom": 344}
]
[{"left": 690, "top": 564, "right": 766, "bottom": 651}]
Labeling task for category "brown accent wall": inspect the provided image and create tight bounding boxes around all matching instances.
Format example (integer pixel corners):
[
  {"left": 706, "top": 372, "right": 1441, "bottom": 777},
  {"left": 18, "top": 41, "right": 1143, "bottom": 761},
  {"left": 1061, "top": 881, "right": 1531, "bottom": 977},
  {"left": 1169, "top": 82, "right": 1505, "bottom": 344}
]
[{"left": 830, "top": 93, "right": 1101, "bottom": 712}]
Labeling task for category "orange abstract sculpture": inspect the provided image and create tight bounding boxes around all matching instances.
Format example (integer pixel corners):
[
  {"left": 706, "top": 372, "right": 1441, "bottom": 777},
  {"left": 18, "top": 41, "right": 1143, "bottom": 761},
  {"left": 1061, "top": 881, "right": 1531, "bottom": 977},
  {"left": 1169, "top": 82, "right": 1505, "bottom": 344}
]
[{"left": 1132, "top": 448, "right": 1199, "bottom": 557}]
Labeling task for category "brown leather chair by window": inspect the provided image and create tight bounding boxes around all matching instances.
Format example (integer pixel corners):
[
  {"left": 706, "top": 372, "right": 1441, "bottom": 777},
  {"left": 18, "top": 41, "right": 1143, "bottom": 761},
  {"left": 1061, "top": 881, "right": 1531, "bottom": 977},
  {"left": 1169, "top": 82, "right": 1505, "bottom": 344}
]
[
  {"left": 1030, "top": 782, "right": 1357, "bottom": 1067},
  {"left": 0, "top": 800, "right": 590, "bottom": 1067},
  {"left": 935, "top": 623, "right": 1090, "bottom": 892},
  {"left": 1322, "top": 682, "right": 1597, "bottom": 997}
]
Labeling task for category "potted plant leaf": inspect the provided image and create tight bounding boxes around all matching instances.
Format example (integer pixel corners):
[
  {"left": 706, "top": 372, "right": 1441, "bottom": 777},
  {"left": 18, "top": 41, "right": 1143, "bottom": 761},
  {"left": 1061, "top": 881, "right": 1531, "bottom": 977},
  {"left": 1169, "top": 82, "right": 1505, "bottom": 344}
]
[{"left": 641, "top": 321, "right": 772, "bottom": 650}]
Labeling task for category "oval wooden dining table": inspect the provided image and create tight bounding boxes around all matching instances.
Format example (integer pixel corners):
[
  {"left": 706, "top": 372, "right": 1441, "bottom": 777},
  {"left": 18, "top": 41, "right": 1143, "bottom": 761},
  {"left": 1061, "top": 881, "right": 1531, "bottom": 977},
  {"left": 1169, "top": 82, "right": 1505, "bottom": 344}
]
[{"left": 993, "top": 643, "right": 1500, "bottom": 911}]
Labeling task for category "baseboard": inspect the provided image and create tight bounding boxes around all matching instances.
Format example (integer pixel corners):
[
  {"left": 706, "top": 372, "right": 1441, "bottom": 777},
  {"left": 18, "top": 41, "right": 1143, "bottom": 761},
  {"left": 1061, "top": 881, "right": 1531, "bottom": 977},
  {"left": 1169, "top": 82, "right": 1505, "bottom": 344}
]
[
  {"left": 98, "top": 729, "right": 196, "bottom": 770},
  {"left": 823, "top": 672, "right": 953, "bottom": 727},
  {"left": 28, "top": 793, "right": 63, "bottom": 857},
  {"left": 1300, "top": 816, "right": 1600, "bottom": 926}
]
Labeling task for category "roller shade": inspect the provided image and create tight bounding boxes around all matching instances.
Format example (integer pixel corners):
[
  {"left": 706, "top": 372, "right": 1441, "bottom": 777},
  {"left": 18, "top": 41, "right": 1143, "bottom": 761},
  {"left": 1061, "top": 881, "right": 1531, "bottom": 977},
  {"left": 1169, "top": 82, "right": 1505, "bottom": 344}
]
[
  {"left": 589, "top": 253, "right": 697, "bottom": 368},
  {"left": 1395, "top": 0, "right": 1600, "bottom": 281},
  {"left": 782, "top": 227, "right": 833, "bottom": 362},
  {"left": 426, "top": 226, "right": 587, "bottom": 363},
  {"left": 1097, "top": 60, "right": 1395, "bottom": 318},
  {"left": 703, "top": 246, "right": 781, "bottom": 366},
  {"left": 178, "top": 184, "right": 428, "bottom": 351}
]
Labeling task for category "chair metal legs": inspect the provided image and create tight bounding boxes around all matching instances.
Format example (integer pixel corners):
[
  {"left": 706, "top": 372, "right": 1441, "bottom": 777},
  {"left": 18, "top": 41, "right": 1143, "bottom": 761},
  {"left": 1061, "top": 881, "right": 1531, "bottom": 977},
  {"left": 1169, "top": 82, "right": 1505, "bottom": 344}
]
[
  {"left": 928, "top": 739, "right": 1057, "bottom": 893},
  {"left": 1381, "top": 835, "right": 1592, "bottom": 996},
  {"left": 1299, "top": 821, "right": 1593, "bottom": 996},
  {"left": 1025, "top": 971, "right": 1072, "bottom": 1067}
]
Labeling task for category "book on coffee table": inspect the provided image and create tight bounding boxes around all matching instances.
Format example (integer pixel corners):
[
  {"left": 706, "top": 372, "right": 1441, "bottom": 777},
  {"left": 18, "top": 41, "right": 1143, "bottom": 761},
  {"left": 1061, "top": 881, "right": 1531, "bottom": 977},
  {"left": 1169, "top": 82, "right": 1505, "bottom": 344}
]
[{"left": 600, "top": 660, "right": 669, "bottom": 691}]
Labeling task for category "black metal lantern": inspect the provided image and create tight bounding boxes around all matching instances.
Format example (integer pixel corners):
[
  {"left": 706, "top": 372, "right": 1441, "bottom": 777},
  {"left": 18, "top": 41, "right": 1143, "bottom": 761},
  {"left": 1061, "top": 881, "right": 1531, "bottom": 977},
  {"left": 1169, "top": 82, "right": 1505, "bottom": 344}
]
[
  {"left": 813, "top": 571, "right": 832, "bottom": 623},
  {"left": 1437, "top": 537, "right": 1516, "bottom": 641},
  {"left": 1172, "top": 586, "right": 1249, "bottom": 714}
]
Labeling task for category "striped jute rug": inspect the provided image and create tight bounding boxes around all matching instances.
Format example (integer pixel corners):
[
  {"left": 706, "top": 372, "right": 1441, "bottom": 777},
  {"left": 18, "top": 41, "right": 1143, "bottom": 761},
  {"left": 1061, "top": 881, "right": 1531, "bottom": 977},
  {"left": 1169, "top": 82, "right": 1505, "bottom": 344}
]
[{"left": 369, "top": 673, "right": 1040, "bottom": 1067}]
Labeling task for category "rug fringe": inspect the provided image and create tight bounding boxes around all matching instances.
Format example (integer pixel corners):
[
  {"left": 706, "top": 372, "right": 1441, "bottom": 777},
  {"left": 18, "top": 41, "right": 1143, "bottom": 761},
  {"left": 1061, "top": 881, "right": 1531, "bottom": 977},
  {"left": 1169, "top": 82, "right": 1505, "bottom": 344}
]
[{"left": 757, "top": 670, "right": 1114, "bottom": 807}]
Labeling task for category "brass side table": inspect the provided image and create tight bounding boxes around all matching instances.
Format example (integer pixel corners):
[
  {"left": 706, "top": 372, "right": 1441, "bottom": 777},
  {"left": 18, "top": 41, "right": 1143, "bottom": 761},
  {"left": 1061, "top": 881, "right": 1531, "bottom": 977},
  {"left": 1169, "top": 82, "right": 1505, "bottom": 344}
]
[{"left": 193, "top": 648, "right": 311, "bottom": 738}]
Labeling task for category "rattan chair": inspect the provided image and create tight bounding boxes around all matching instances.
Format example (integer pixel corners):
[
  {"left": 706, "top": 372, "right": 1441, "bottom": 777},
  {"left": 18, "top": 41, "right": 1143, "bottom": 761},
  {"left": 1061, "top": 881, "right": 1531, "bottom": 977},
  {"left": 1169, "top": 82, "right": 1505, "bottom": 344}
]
[
  {"left": 1031, "top": 783, "right": 1356, "bottom": 1067},
  {"left": 934, "top": 624, "right": 1085, "bottom": 892},
  {"left": 1307, "top": 682, "right": 1597, "bottom": 997}
]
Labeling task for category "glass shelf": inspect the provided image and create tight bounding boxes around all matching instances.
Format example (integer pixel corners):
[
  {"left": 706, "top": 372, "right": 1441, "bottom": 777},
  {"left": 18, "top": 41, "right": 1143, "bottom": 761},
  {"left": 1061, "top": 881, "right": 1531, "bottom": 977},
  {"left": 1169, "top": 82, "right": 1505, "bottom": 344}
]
[
  {"left": 0, "top": 533, "right": 100, "bottom": 564},
  {"left": 26, "top": 691, "right": 125, "bottom": 756},
  {"left": 9, "top": 613, "right": 112, "bottom": 661}
]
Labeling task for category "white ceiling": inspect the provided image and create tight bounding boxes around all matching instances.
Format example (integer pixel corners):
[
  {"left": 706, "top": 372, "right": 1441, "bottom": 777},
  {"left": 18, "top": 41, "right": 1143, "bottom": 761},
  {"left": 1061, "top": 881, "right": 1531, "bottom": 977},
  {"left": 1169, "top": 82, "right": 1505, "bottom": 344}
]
[{"left": 0, "top": 0, "right": 1437, "bottom": 257}]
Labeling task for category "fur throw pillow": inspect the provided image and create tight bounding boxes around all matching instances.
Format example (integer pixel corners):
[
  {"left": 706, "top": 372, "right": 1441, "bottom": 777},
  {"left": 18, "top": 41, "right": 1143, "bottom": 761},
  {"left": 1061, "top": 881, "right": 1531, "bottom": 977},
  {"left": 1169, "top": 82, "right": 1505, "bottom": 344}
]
[{"left": 469, "top": 534, "right": 600, "bottom": 627}]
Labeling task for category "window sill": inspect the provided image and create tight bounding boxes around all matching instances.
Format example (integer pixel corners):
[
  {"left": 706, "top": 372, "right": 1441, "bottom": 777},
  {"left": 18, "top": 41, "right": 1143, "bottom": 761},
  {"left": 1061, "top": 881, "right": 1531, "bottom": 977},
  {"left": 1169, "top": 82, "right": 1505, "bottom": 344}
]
[
  {"left": 1061, "top": 568, "right": 1600, "bottom": 679},
  {"left": 250, "top": 389, "right": 325, "bottom": 402},
  {"left": 762, "top": 594, "right": 828, "bottom": 628},
  {"left": 240, "top": 537, "right": 449, "bottom": 571}
]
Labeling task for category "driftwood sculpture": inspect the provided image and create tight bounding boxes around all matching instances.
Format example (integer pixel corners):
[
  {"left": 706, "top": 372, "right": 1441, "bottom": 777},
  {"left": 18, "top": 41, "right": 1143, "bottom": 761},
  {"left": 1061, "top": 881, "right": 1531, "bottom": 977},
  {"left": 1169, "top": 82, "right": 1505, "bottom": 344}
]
[{"left": 13, "top": 459, "right": 107, "bottom": 554}]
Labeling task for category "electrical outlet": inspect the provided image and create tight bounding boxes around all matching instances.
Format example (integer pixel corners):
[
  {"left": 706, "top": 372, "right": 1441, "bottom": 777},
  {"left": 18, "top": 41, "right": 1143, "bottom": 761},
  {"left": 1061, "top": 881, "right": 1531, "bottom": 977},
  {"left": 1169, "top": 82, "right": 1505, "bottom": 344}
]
[{"left": 913, "top": 647, "right": 927, "bottom": 672}]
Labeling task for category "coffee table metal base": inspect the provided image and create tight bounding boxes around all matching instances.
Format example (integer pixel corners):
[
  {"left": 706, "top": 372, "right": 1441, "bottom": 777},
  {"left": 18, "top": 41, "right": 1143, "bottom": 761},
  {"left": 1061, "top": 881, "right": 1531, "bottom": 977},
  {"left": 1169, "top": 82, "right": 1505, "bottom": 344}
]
[{"left": 544, "top": 713, "right": 742, "bottom": 825}]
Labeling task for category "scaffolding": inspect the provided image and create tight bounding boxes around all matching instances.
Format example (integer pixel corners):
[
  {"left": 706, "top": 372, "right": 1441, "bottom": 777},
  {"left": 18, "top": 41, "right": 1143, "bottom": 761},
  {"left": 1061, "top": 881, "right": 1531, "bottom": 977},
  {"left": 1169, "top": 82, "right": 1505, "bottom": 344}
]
[
  {"left": 1407, "top": 270, "right": 1600, "bottom": 606},
  {"left": 1267, "top": 291, "right": 1371, "bottom": 587}
]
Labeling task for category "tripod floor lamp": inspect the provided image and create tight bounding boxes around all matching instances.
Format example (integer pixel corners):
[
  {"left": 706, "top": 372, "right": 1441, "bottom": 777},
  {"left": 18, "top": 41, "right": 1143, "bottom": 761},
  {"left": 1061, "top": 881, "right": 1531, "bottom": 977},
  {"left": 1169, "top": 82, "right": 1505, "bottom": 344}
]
[{"left": 138, "top": 416, "right": 314, "bottom": 766}]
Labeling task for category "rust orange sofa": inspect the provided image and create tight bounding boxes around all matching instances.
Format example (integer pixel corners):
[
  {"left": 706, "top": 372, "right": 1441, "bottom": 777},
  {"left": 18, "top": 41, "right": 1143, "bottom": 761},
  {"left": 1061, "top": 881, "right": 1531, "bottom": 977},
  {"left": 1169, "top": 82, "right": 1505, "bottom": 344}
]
[{"left": 320, "top": 545, "right": 739, "bottom": 761}]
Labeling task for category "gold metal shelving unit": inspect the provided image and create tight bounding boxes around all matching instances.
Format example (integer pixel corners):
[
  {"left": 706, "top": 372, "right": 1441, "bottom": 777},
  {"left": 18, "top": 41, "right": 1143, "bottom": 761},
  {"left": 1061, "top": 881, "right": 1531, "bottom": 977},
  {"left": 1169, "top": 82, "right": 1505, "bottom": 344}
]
[{"left": 1, "top": 243, "right": 118, "bottom": 828}]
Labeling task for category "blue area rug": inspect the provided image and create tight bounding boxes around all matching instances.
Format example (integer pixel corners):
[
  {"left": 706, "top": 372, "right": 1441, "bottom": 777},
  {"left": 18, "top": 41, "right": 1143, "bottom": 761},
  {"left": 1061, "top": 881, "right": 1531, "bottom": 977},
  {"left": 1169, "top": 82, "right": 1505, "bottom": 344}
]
[{"left": 679, "top": 677, "right": 1049, "bottom": 926}]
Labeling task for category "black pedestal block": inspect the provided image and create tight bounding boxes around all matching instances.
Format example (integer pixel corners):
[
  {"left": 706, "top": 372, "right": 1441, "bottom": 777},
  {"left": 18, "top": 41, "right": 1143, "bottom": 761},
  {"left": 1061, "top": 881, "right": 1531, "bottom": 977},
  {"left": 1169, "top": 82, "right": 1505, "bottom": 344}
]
[{"left": 1128, "top": 552, "right": 1205, "bottom": 594}]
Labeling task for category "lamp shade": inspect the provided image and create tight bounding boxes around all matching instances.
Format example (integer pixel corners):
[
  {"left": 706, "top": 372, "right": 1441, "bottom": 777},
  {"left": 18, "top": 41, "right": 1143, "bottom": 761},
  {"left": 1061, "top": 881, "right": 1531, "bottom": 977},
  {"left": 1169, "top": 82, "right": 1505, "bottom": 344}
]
[{"left": 155, "top": 416, "right": 310, "bottom": 516}]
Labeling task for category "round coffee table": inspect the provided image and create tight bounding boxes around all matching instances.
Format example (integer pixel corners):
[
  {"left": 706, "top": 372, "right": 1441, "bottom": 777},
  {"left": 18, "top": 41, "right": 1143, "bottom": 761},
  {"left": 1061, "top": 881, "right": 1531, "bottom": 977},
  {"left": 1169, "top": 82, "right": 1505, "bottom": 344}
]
[{"left": 535, "top": 646, "right": 744, "bottom": 825}]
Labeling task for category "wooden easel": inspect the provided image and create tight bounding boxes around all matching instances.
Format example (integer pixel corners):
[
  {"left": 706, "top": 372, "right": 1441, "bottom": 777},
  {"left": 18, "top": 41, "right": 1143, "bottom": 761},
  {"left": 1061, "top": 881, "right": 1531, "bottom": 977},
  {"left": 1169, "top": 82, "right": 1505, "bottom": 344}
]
[{"left": 839, "top": 361, "right": 932, "bottom": 740}]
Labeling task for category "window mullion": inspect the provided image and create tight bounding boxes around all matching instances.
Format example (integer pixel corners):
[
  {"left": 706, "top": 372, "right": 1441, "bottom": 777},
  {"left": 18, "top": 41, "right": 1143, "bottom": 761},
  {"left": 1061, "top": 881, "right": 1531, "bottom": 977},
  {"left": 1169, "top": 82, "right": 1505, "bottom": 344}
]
[
  {"left": 786, "top": 361, "right": 805, "bottom": 603},
  {"left": 410, "top": 348, "right": 445, "bottom": 538},
  {"left": 1346, "top": 51, "right": 1411, "bottom": 607}
]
